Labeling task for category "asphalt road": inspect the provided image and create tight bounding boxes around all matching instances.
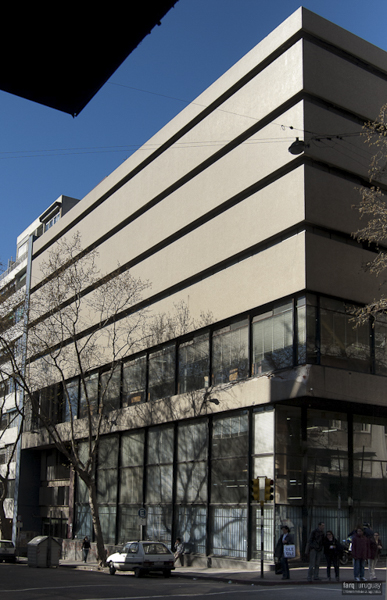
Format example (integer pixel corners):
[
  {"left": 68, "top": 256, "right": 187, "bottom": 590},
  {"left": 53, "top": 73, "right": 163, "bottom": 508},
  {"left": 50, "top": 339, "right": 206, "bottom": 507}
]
[{"left": 0, "top": 563, "right": 372, "bottom": 600}]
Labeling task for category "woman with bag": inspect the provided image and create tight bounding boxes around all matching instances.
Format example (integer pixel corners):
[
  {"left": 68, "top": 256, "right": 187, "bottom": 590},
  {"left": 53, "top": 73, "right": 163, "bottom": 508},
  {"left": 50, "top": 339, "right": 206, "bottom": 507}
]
[{"left": 275, "top": 525, "right": 293, "bottom": 580}]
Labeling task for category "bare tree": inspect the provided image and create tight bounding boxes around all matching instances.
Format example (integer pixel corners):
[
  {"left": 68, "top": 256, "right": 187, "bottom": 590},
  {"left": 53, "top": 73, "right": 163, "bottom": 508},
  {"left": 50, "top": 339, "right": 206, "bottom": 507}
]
[
  {"left": 0, "top": 280, "right": 25, "bottom": 539},
  {"left": 0, "top": 376, "right": 23, "bottom": 540},
  {"left": 0, "top": 232, "right": 151, "bottom": 563},
  {"left": 353, "top": 103, "right": 387, "bottom": 323},
  {"left": 0, "top": 234, "right": 243, "bottom": 560}
]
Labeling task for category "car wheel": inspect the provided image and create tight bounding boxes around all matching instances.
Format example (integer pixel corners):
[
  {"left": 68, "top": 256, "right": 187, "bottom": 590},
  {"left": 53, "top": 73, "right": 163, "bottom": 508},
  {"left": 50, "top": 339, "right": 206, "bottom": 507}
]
[
  {"left": 108, "top": 562, "right": 116, "bottom": 575},
  {"left": 134, "top": 567, "right": 143, "bottom": 578},
  {"left": 163, "top": 570, "right": 171, "bottom": 578},
  {"left": 340, "top": 554, "right": 349, "bottom": 566}
]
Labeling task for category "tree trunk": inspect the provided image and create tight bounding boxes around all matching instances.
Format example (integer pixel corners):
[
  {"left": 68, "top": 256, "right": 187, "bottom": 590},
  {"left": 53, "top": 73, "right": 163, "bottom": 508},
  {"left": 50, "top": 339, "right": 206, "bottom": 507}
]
[{"left": 88, "top": 482, "right": 106, "bottom": 565}]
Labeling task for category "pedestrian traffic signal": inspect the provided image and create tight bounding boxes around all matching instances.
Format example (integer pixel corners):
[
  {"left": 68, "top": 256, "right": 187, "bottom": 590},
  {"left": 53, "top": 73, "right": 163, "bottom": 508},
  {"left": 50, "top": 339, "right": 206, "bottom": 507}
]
[
  {"left": 252, "top": 478, "right": 260, "bottom": 501},
  {"left": 264, "top": 477, "right": 274, "bottom": 502}
]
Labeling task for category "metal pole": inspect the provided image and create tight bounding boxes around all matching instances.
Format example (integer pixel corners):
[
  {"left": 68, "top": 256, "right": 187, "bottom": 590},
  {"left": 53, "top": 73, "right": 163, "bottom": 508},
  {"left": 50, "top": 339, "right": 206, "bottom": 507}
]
[
  {"left": 261, "top": 501, "right": 264, "bottom": 578},
  {"left": 337, "top": 493, "right": 341, "bottom": 542},
  {"left": 385, "top": 558, "right": 387, "bottom": 600}
]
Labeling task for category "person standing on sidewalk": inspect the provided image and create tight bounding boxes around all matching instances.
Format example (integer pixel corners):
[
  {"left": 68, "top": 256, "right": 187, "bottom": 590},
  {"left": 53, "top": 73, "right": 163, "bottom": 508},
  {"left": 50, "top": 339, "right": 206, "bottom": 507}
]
[
  {"left": 275, "top": 525, "right": 293, "bottom": 580},
  {"left": 306, "top": 522, "right": 325, "bottom": 581},
  {"left": 352, "top": 527, "right": 370, "bottom": 581},
  {"left": 82, "top": 536, "right": 91, "bottom": 563},
  {"left": 368, "top": 531, "right": 382, "bottom": 580},
  {"left": 323, "top": 530, "right": 342, "bottom": 581}
]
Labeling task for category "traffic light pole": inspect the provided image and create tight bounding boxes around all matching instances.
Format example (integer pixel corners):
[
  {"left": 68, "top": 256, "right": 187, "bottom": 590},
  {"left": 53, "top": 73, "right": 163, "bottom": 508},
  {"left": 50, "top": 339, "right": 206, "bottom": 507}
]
[
  {"left": 251, "top": 475, "right": 274, "bottom": 579},
  {"left": 260, "top": 501, "right": 264, "bottom": 579}
]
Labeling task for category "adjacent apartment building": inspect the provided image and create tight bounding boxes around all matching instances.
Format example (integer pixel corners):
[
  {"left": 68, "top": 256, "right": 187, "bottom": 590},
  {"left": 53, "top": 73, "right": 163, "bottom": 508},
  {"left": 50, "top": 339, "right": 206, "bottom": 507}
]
[
  {"left": 0, "top": 196, "right": 79, "bottom": 542},
  {"left": 10, "top": 8, "right": 387, "bottom": 563}
]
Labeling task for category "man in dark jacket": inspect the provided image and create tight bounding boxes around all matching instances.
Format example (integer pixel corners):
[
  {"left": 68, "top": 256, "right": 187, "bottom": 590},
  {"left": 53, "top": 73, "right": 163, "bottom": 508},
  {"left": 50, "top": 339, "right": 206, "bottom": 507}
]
[
  {"left": 307, "top": 522, "right": 325, "bottom": 581},
  {"left": 275, "top": 525, "right": 293, "bottom": 580},
  {"left": 352, "top": 527, "right": 369, "bottom": 581}
]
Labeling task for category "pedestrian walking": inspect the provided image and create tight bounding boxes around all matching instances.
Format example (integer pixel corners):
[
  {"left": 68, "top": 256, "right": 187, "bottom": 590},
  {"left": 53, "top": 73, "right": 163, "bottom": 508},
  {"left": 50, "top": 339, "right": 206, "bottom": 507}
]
[
  {"left": 323, "top": 530, "right": 342, "bottom": 581},
  {"left": 173, "top": 537, "right": 185, "bottom": 566},
  {"left": 352, "top": 527, "right": 370, "bottom": 581},
  {"left": 306, "top": 522, "right": 325, "bottom": 581},
  {"left": 368, "top": 531, "right": 382, "bottom": 580},
  {"left": 82, "top": 536, "right": 91, "bottom": 563},
  {"left": 275, "top": 525, "right": 293, "bottom": 580}
]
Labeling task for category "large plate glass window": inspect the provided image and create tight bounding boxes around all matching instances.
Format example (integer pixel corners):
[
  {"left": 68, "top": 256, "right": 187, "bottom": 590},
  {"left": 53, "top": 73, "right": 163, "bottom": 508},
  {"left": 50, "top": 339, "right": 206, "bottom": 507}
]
[
  {"left": 148, "top": 345, "right": 175, "bottom": 401},
  {"left": 79, "top": 373, "right": 99, "bottom": 418},
  {"left": 100, "top": 367, "right": 121, "bottom": 411},
  {"left": 212, "top": 320, "right": 248, "bottom": 385},
  {"left": 306, "top": 409, "right": 348, "bottom": 506},
  {"left": 252, "top": 301, "right": 293, "bottom": 374},
  {"left": 375, "top": 314, "right": 387, "bottom": 376},
  {"left": 211, "top": 412, "right": 248, "bottom": 503},
  {"left": 353, "top": 414, "right": 387, "bottom": 508},
  {"left": 178, "top": 333, "right": 209, "bottom": 393},
  {"left": 320, "top": 298, "right": 370, "bottom": 372},
  {"left": 146, "top": 426, "right": 174, "bottom": 503},
  {"left": 97, "top": 435, "right": 119, "bottom": 544},
  {"left": 122, "top": 355, "right": 147, "bottom": 406},
  {"left": 64, "top": 378, "right": 78, "bottom": 422},
  {"left": 118, "top": 430, "right": 145, "bottom": 543}
]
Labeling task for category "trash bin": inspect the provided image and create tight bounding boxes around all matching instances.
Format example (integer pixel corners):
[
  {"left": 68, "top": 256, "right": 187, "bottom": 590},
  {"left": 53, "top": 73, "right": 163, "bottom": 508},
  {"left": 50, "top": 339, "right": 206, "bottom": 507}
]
[{"left": 27, "top": 536, "right": 61, "bottom": 567}]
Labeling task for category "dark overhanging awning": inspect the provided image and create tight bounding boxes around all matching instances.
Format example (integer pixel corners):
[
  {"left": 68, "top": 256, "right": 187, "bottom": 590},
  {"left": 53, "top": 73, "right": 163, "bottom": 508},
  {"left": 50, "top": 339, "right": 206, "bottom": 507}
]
[{"left": 0, "top": 2, "right": 178, "bottom": 116}]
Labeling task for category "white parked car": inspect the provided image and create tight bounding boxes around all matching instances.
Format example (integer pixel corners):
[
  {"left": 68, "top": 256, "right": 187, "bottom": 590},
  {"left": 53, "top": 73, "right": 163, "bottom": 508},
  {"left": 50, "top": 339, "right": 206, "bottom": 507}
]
[
  {"left": 106, "top": 541, "right": 175, "bottom": 578},
  {"left": 0, "top": 540, "right": 16, "bottom": 562}
]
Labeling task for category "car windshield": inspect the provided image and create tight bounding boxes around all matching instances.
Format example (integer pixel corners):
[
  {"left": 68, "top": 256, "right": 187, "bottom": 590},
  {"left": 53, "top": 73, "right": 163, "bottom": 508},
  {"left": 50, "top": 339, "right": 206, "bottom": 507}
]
[
  {"left": 143, "top": 543, "right": 170, "bottom": 555},
  {"left": 127, "top": 543, "right": 138, "bottom": 553},
  {"left": 0, "top": 542, "right": 13, "bottom": 549}
]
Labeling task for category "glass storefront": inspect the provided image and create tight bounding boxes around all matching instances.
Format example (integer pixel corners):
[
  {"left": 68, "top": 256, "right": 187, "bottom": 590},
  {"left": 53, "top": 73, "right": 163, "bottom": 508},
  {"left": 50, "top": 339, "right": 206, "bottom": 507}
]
[{"left": 69, "top": 404, "right": 387, "bottom": 558}]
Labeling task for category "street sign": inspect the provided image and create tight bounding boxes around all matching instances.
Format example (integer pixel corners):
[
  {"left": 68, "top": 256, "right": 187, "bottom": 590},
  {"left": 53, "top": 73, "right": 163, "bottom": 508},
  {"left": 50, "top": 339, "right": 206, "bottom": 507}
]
[{"left": 138, "top": 508, "right": 146, "bottom": 519}]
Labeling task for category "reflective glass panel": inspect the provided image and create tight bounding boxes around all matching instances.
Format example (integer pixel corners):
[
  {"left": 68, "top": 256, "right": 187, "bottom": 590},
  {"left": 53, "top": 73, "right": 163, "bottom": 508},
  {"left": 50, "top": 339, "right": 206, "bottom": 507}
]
[
  {"left": 121, "top": 431, "right": 144, "bottom": 467},
  {"left": 320, "top": 298, "right": 370, "bottom": 372},
  {"left": 147, "top": 426, "right": 174, "bottom": 465},
  {"left": 100, "top": 367, "right": 121, "bottom": 411},
  {"left": 178, "top": 333, "right": 209, "bottom": 393},
  {"left": 119, "top": 466, "right": 143, "bottom": 504},
  {"left": 148, "top": 345, "right": 175, "bottom": 401},
  {"left": 252, "top": 302, "right": 293, "bottom": 374},
  {"left": 79, "top": 373, "right": 99, "bottom": 418},
  {"left": 353, "top": 414, "right": 387, "bottom": 507},
  {"left": 306, "top": 409, "right": 348, "bottom": 505},
  {"left": 175, "top": 506, "right": 207, "bottom": 554},
  {"left": 375, "top": 316, "right": 387, "bottom": 376},
  {"left": 177, "top": 421, "right": 208, "bottom": 462},
  {"left": 64, "top": 379, "right": 78, "bottom": 422},
  {"left": 122, "top": 356, "right": 146, "bottom": 406},
  {"left": 212, "top": 413, "right": 248, "bottom": 458},
  {"left": 146, "top": 465, "right": 173, "bottom": 503},
  {"left": 176, "top": 462, "right": 207, "bottom": 503},
  {"left": 212, "top": 320, "right": 248, "bottom": 384}
]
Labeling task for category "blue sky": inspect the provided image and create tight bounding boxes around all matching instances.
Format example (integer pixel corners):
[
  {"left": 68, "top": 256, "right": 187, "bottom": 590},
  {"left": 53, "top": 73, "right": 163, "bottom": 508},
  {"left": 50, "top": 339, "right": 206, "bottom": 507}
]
[{"left": 1, "top": 0, "right": 387, "bottom": 265}]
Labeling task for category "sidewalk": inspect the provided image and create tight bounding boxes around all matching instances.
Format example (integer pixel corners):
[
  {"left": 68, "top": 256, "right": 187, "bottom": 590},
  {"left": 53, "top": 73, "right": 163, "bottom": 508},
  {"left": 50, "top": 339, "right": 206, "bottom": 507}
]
[{"left": 58, "top": 559, "right": 387, "bottom": 586}]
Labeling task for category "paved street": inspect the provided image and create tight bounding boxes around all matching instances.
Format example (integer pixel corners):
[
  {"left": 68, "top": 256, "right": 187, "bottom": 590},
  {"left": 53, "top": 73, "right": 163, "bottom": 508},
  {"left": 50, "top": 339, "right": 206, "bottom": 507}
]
[{"left": 0, "top": 561, "right": 385, "bottom": 600}]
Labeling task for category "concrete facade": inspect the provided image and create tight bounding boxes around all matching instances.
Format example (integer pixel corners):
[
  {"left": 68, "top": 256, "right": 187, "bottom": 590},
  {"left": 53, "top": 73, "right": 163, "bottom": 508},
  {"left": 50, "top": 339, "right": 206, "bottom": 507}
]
[{"left": 13, "top": 8, "right": 387, "bottom": 563}]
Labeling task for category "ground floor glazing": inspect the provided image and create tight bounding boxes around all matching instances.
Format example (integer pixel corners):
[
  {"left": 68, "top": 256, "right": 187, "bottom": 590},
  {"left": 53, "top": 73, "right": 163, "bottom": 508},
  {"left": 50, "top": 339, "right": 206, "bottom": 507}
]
[{"left": 56, "top": 401, "right": 387, "bottom": 559}]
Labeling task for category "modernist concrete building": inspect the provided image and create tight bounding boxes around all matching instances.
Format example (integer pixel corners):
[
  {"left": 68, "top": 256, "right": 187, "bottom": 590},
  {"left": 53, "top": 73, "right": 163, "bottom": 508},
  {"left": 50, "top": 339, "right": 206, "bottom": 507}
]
[{"left": 13, "top": 8, "right": 387, "bottom": 563}]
